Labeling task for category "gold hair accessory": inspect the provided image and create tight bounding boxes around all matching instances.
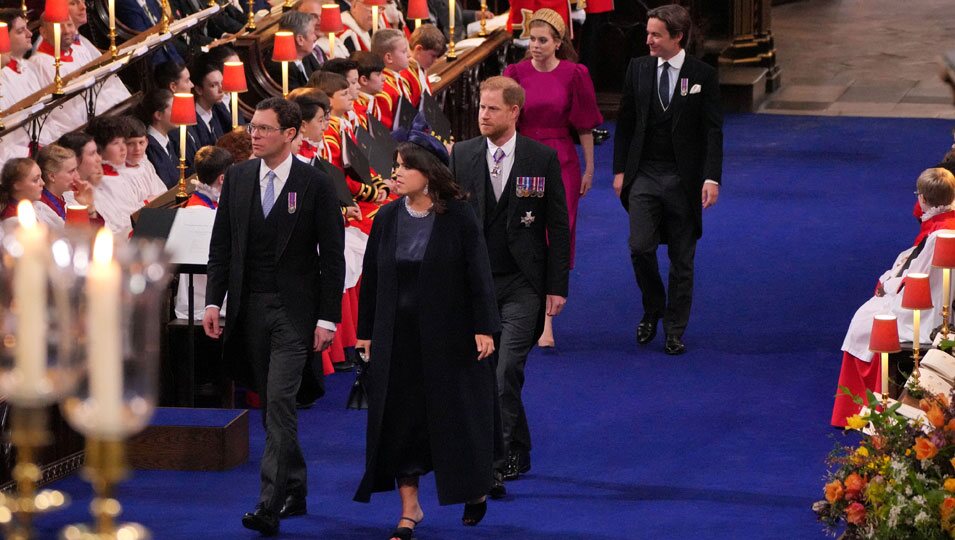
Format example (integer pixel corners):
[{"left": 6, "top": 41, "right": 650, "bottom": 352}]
[{"left": 524, "top": 8, "right": 566, "bottom": 40}]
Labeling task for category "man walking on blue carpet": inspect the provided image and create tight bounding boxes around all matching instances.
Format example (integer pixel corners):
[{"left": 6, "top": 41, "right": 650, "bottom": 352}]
[
  {"left": 203, "top": 97, "right": 345, "bottom": 536},
  {"left": 612, "top": 4, "right": 723, "bottom": 355}
]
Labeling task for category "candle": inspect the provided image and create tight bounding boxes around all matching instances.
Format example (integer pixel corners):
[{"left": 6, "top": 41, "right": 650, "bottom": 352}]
[
  {"left": 179, "top": 124, "right": 186, "bottom": 161},
  {"left": 109, "top": 0, "right": 115, "bottom": 30},
  {"left": 328, "top": 32, "right": 336, "bottom": 59},
  {"left": 913, "top": 309, "right": 921, "bottom": 350},
  {"left": 231, "top": 93, "right": 238, "bottom": 129},
  {"left": 88, "top": 228, "right": 123, "bottom": 432},
  {"left": 372, "top": 5, "right": 379, "bottom": 34},
  {"left": 14, "top": 201, "right": 47, "bottom": 397},
  {"left": 449, "top": 0, "right": 454, "bottom": 28},
  {"left": 880, "top": 352, "right": 889, "bottom": 398},
  {"left": 53, "top": 23, "right": 61, "bottom": 61}
]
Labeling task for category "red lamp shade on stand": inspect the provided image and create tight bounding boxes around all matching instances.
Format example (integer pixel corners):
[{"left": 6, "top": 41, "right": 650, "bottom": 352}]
[
  {"left": 222, "top": 61, "right": 248, "bottom": 128},
  {"left": 406, "top": 0, "right": 428, "bottom": 28},
  {"left": 932, "top": 232, "right": 955, "bottom": 337},
  {"left": 869, "top": 314, "right": 901, "bottom": 405},
  {"left": 43, "top": 0, "right": 70, "bottom": 22},
  {"left": 0, "top": 22, "right": 9, "bottom": 130},
  {"left": 902, "top": 272, "right": 933, "bottom": 383},
  {"left": 170, "top": 93, "right": 197, "bottom": 203},
  {"left": 320, "top": 4, "right": 344, "bottom": 59},
  {"left": 272, "top": 31, "right": 296, "bottom": 97}
]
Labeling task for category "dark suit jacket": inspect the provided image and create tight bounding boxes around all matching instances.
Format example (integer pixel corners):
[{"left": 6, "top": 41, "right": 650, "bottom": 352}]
[
  {"left": 116, "top": 0, "right": 184, "bottom": 64},
  {"left": 427, "top": 0, "right": 477, "bottom": 41},
  {"left": 264, "top": 50, "right": 320, "bottom": 93},
  {"left": 450, "top": 134, "right": 570, "bottom": 298},
  {"left": 188, "top": 102, "right": 232, "bottom": 149},
  {"left": 206, "top": 156, "right": 346, "bottom": 367},
  {"left": 613, "top": 54, "right": 723, "bottom": 237},
  {"left": 146, "top": 134, "right": 180, "bottom": 189}
]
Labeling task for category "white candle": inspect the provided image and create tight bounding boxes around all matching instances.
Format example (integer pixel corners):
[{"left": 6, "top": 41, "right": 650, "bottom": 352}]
[
  {"left": 880, "top": 352, "right": 889, "bottom": 397},
  {"left": 914, "top": 309, "right": 921, "bottom": 351},
  {"left": 372, "top": 5, "right": 379, "bottom": 34},
  {"left": 109, "top": 0, "right": 115, "bottom": 30},
  {"left": 328, "top": 32, "right": 336, "bottom": 59},
  {"left": 282, "top": 61, "right": 288, "bottom": 96},
  {"left": 14, "top": 201, "right": 47, "bottom": 397},
  {"left": 231, "top": 92, "right": 239, "bottom": 129},
  {"left": 179, "top": 124, "right": 186, "bottom": 160},
  {"left": 449, "top": 0, "right": 455, "bottom": 25},
  {"left": 53, "top": 23, "right": 61, "bottom": 61},
  {"left": 88, "top": 228, "right": 123, "bottom": 432}
]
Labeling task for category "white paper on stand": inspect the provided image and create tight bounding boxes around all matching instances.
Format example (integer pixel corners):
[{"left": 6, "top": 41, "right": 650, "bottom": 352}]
[{"left": 165, "top": 207, "right": 216, "bottom": 266}]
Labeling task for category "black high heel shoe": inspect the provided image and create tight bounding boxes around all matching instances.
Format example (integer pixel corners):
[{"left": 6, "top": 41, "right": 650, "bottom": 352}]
[
  {"left": 462, "top": 499, "right": 487, "bottom": 526},
  {"left": 389, "top": 516, "right": 420, "bottom": 540}
]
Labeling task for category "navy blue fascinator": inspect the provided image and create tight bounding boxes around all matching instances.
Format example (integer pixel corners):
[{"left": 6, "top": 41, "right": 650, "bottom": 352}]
[{"left": 393, "top": 127, "right": 450, "bottom": 167}]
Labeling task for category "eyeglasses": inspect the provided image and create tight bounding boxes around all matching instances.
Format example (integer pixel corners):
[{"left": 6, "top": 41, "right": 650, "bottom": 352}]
[{"left": 246, "top": 123, "right": 283, "bottom": 135}]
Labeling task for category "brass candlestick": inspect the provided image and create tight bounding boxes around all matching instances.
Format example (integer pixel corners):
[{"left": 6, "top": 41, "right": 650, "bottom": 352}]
[
  {"left": 108, "top": 27, "right": 118, "bottom": 58},
  {"left": 447, "top": 22, "right": 457, "bottom": 60},
  {"left": 20, "top": 0, "right": 27, "bottom": 20},
  {"left": 176, "top": 157, "right": 189, "bottom": 204},
  {"left": 52, "top": 56, "right": 65, "bottom": 97},
  {"left": 0, "top": 407, "right": 69, "bottom": 540},
  {"left": 479, "top": 3, "right": 487, "bottom": 36},
  {"left": 246, "top": 0, "right": 256, "bottom": 30},
  {"left": 160, "top": 0, "right": 171, "bottom": 34},
  {"left": 209, "top": 0, "right": 217, "bottom": 8},
  {"left": 283, "top": 0, "right": 293, "bottom": 10}
]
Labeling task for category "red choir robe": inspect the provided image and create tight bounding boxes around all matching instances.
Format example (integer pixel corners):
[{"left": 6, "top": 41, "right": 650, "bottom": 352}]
[
  {"left": 400, "top": 60, "right": 432, "bottom": 109},
  {"left": 374, "top": 68, "right": 412, "bottom": 130},
  {"left": 832, "top": 209, "right": 955, "bottom": 426}
]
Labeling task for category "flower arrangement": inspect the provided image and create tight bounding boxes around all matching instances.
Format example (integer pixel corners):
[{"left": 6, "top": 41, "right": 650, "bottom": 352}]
[{"left": 817, "top": 387, "right": 955, "bottom": 538}]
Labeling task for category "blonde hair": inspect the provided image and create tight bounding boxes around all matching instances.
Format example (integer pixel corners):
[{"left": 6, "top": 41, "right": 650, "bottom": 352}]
[
  {"left": 480, "top": 76, "right": 525, "bottom": 109},
  {"left": 370, "top": 28, "right": 406, "bottom": 59},
  {"left": 917, "top": 167, "right": 955, "bottom": 207},
  {"left": 35, "top": 144, "right": 76, "bottom": 182}
]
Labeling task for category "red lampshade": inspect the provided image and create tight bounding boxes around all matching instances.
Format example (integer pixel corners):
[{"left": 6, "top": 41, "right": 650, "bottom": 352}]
[
  {"left": 901, "top": 273, "right": 934, "bottom": 310},
  {"left": 364, "top": 0, "right": 385, "bottom": 5},
  {"left": 406, "top": 0, "right": 428, "bottom": 20},
  {"left": 222, "top": 61, "right": 248, "bottom": 93},
  {"left": 934, "top": 232, "right": 955, "bottom": 268},
  {"left": 869, "top": 315, "right": 901, "bottom": 353},
  {"left": 170, "top": 93, "right": 197, "bottom": 126},
  {"left": 0, "top": 23, "right": 10, "bottom": 55},
  {"left": 320, "top": 4, "right": 344, "bottom": 33},
  {"left": 43, "top": 0, "right": 70, "bottom": 23},
  {"left": 65, "top": 205, "right": 90, "bottom": 227},
  {"left": 272, "top": 31, "right": 297, "bottom": 62}
]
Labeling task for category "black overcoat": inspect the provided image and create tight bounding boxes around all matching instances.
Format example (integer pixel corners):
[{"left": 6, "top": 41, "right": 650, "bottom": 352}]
[{"left": 354, "top": 198, "right": 501, "bottom": 505}]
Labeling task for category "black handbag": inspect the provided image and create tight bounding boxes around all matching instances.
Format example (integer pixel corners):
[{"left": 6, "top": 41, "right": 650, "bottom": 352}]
[{"left": 346, "top": 350, "right": 369, "bottom": 410}]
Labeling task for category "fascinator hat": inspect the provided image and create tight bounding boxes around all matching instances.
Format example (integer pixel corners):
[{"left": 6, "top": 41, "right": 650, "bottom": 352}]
[
  {"left": 393, "top": 127, "right": 450, "bottom": 167},
  {"left": 527, "top": 8, "right": 566, "bottom": 39}
]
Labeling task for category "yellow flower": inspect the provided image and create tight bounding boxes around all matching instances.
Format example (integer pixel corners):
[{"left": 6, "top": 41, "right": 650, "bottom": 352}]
[
  {"left": 856, "top": 447, "right": 870, "bottom": 458},
  {"left": 846, "top": 415, "right": 868, "bottom": 431},
  {"left": 945, "top": 478, "right": 955, "bottom": 493},
  {"left": 951, "top": 458, "right": 955, "bottom": 471}
]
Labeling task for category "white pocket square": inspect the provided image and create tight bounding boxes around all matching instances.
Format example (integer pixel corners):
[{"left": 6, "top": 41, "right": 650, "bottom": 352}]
[{"left": 689, "top": 84, "right": 702, "bottom": 94}]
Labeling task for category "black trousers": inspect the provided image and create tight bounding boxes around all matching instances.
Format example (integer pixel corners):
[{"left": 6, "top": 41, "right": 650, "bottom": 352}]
[
  {"left": 492, "top": 272, "right": 541, "bottom": 465},
  {"left": 627, "top": 161, "right": 697, "bottom": 337},
  {"left": 243, "top": 292, "right": 310, "bottom": 512}
]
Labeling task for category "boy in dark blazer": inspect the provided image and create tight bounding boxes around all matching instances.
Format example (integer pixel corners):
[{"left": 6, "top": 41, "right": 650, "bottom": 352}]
[
  {"left": 450, "top": 76, "right": 570, "bottom": 499},
  {"left": 612, "top": 4, "right": 723, "bottom": 355}
]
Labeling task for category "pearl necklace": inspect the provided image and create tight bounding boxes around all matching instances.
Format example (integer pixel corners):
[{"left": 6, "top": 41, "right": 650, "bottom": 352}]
[{"left": 404, "top": 196, "right": 433, "bottom": 218}]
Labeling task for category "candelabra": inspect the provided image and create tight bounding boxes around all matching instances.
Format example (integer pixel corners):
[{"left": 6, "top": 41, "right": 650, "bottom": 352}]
[
  {"left": 479, "top": 1, "right": 488, "bottom": 36},
  {"left": 246, "top": 0, "right": 256, "bottom": 30},
  {"left": 160, "top": 0, "right": 171, "bottom": 34}
]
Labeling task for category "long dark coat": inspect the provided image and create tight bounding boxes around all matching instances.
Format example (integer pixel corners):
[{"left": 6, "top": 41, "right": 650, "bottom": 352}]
[{"left": 354, "top": 198, "right": 501, "bottom": 505}]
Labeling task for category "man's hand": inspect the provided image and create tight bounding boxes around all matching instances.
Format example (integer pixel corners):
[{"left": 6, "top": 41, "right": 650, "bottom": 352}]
[
  {"left": 612, "top": 173, "right": 624, "bottom": 197},
  {"left": 702, "top": 183, "right": 720, "bottom": 209},
  {"left": 314, "top": 327, "right": 335, "bottom": 352},
  {"left": 72, "top": 177, "right": 95, "bottom": 207},
  {"left": 356, "top": 339, "right": 371, "bottom": 361},
  {"left": 202, "top": 307, "right": 222, "bottom": 339},
  {"left": 545, "top": 295, "right": 566, "bottom": 317},
  {"left": 345, "top": 205, "right": 362, "bottom": 221},
  {"left": 477, "top": 10, "right": 495, "bottom": 19},
  {"left": 475, "top": 334, "right": 495, "bottom": 360}
]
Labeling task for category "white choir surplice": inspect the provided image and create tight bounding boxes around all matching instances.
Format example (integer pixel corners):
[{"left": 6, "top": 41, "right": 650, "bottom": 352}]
[
  {"left": 69, "top": 34, "right": 132, "bottom": 113},
  {"left": 29, "top": 40, "right": 89, "bottom": 145},
  {"left": 0, "top": 59, "right": 43, "bottom": 158},
  {"left": 123, "top": 160, "right": 168, "bottom": 203}
]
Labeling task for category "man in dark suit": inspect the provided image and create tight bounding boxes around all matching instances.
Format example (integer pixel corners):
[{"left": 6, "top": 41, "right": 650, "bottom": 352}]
[
  {"left": 115, "top": 0, "right": 184, "bottom": 64},
  {"left": 189, "top": 57, "right": 232, "bottom": 149},
  {"left": 265, "top": 11, "right": 321, "bottom": 93},
  {"left": 612, "top": 4, "right": 723, "bottom": 356},
  {"left": 450, "top": 76, "right": 570, "bottom": 499},
  {"left": 137, "top": 88, "right": 181, "bottom": 188},
  {"left": 203, "top": 97, "right": 345, "bottom": 535}
]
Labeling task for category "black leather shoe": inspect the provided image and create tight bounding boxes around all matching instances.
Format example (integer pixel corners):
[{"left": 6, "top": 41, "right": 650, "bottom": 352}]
[
  {"left": 489, "top": 470, "right": 506, "bottom": 499},
  {"left": 278, "top": 493, "right": 307, "bottom": 518},
  {"left": 636, "top": 317, "right": 660, "bottom": 345},
  {"left": 242, "top": 505, "right": 280, "bottom": 536},
  {"left": 664, "top": 335, "right": 686, "bottom": 355},
  {"left": 502, "top": 452, "right": 521, "bottom": 481},
  {"left": 517, "top": 451, "right": 531, "bottom": 474}
]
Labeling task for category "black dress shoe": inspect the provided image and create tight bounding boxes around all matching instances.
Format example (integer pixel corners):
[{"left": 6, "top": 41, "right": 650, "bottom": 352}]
[
  {"left": 278, "top": 493, "right": 307, "bottom": 518},
  {"left": 517, "top": 451, "right": 531, "bottom": 474},
  {"left": 636, "top": 317, "right": 660, "bottom": 345},
  {"left": 489, "top": 470, "right": 506, "bottom": 499},
  {"left": 242, "top": 505, "right": 279, "bottom": 536},
  {"left": 501, "top": 452, "right": 521, "bottom": 481},
  {"left": 664, "top": 335, "right": 686, "bottom": 355}
]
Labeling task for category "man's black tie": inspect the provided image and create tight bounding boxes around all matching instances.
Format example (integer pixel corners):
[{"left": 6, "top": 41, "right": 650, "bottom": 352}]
[
  {"left": 659, "top": 61, "right": 671, "bottom": 109},
  {"left": 166, "top": 137, "right": 177, "bottom": 158}
]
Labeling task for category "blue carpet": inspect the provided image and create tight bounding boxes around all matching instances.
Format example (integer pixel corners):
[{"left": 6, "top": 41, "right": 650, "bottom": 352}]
[{"left": 33, "top": 114, "right": 955, "bottom": 539}]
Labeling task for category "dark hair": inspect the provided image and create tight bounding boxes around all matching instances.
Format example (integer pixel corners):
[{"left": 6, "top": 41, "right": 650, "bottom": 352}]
[
  {"left": 255, "top": 97, "right": 302, "bottom": 136},
  {"left": 86, "top": 116, "right": 128, "bottom": 153},
  {"left": 0, "top": 9, "right": 25, "bottom": 27},
  {"left": 395, "top": 141, "right": 464, "bottom": 214},
  {"left": 136, "top": 88, "right": 174, "bottom": 126},
  {"left": 195, "top": 146, "right": 234, "bottom": 185},
  {"left": 190, "top": 54, "right": 221, "bottom": 89},
  {"left": 204, "top": 45, "right": 238, "bottom": 71},
  {"left": 527, "top": 19, "right": 578, "bottom": 62},
  {"left": 0, "top": 158, "right": 37, "bottom": 207},
  {"left": 322, "top": 58, "right": 359, "bottom": 78},
  {"left": 123, "top": 116, "right": 148, "bottom": 138},
  {"left": 55, "top": 132, "right": 95, "bottom": 164},
  {"left": 308, "top": 70, "right": 349, "bottom": 96},
  {"left": 350, "top": 51, "right": 385, "bottom": 79},
  {"left": 153, "top": 60, "right": 188, "bottom": 91},
  {"left": 216, "top": 128, "right": 253, "bottom": 162},
  {"left": 647, "top": 4, "right": 691, "bottom": 48},
  {"left": 288, "top": 88, "right": 330, "bottom": 121}
]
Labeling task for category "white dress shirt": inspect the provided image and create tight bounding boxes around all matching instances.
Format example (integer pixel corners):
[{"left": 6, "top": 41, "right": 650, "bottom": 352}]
[
  {"left": 486, "top": 131, "right": 517, "bottom": 191},
  {"left": 197, "top": 104, "right": 215, "bottom": 133},
  {"left": 148, "top": 126, "right": 171, "bottom": 155}
]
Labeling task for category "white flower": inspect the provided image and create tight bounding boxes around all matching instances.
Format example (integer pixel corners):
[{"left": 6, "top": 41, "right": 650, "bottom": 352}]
[{"left": 916, "top": 510, "right": 931, "bottom": 524}]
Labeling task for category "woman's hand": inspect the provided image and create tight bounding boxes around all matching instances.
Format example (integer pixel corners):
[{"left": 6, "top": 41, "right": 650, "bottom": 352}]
[
  {"left": 475, "top": 334, "right": 494, "bottom": 361},
  {"left": 580, "top": 167, "right": 594, "bottom": 196},
  {"left": 356, "top": 339, "right": 371, "bottom": 361}
]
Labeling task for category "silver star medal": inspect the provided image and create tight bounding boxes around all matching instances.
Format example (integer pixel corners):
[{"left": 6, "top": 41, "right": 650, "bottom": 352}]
[{"left": 520, "top": 211, "right": 535, "bottom": 227}]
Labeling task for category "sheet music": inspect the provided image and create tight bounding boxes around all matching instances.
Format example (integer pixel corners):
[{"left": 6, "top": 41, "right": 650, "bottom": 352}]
[{"left": 165, "top": 207, "right": 216, "bottom": 266}]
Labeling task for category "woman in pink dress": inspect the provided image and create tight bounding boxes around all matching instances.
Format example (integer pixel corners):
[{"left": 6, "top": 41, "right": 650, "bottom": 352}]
[{"left": 503, "top": 8, "right": 603, "bottom": 347}]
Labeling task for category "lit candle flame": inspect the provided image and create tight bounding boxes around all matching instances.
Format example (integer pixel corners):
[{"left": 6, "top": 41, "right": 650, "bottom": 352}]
[
  {"left": 93, "top": 228, "right": 114, "bottom": 265},
  {"left": 17, "top": 200, "right": 36, "bottom": 228}
]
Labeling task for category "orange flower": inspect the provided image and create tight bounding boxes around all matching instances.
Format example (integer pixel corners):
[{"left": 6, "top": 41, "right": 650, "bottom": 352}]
[
  {"left": 825, "top": 480, "right": 845, "bottom": 503},
  {"left": 942, "top": 497, "right": 955, "bottom": 526},
  {"left": 927, "top": 405, "right": 946, "bottom": 429},
  {"left": 914, "top": 437, "right": 939, "bottom": 460},
  {"left": 846, "top": 502, "right": 866, "bottom": 525},
  {"left": 946, "top": 419, "right": 955, "bottom": 432},
  {"left": 951, "top": 457, "right": 955, "bottom": 470},
  {"left": 945, "top": 479, "right": 955, "bottom": 493},
  {"left": 871, "top": 435, "right": 886, "bottom": 451},
  {"left": 844, "top": 473, "right": 867, "bottom": 500}
]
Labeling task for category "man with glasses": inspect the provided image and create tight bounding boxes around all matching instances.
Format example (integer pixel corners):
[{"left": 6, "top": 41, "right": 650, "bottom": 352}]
[{"left": 204, "top": 97, "right": 346, "bottom": 536}]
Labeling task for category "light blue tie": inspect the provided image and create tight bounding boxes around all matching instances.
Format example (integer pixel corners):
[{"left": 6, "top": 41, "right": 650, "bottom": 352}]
[{"left": 262, "top": 170, "right": 276, "bottom": 217}]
